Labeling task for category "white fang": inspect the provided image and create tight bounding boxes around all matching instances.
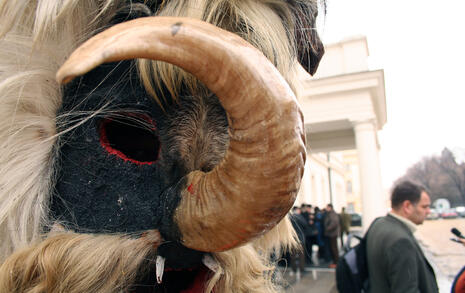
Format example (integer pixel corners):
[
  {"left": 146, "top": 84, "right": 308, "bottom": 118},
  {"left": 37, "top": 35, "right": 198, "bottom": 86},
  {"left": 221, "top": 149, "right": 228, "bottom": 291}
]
[
  {"left": 156, "top": 255, "right": 165, "bottom": 284},
  {"left": 202, "top": 254, "right": 220, "bottom": 273}
]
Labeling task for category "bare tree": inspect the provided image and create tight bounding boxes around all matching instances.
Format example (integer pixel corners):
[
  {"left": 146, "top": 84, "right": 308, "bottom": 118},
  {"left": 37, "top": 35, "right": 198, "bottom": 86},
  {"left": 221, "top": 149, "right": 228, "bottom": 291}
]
[
  {"left": 436, "top": 148, "right": 465, "bottom": 204},
  {"left": 395, "top": 148, "right": 465, "bottom": 206}
]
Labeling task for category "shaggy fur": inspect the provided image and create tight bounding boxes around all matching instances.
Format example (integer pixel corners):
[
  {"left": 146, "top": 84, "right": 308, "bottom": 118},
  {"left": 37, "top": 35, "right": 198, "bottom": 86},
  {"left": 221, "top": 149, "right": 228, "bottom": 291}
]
[{"left": 0, "top": 0, "right": 322, "bottom": 292}]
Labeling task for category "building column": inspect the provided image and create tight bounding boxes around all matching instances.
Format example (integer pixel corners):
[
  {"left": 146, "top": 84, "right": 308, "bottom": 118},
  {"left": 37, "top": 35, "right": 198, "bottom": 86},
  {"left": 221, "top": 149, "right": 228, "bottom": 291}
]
[
  {"left": 296, "top": 159, "right": 312, "bottom": 206},
  {"left": 353, "top": 120, "right": 386, "bottom": 230}
]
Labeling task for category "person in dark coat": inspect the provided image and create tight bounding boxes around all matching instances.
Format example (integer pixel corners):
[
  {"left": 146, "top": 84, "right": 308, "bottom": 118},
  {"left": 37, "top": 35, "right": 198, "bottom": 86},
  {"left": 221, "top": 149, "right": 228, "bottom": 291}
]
[
  {"left": 323, "top": 203, "right": 340, "bottom": 268},
  {"left": 300, "top": 204, "right": 317, "bottom": 265},
  {"left": 300, "top": 204, "right": 310, "bottom": 223},
  {"left": 366, "top": 180, "right": 439, "bottom": 293},
  {"left": 305, "top": 210, "right": 318, "bottom": 265},
  {"left": 313, "top": 207, "right": 326, "bottom": 262},
  {"left": 289, "top": 207, "right": 307, "bottom": 275}
]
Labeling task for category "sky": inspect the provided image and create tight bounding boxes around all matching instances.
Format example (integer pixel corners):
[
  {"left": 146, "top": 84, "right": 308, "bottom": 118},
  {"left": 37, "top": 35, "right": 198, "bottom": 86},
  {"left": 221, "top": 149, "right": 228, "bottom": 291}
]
[{"left": 316, "top": 0, "right": 465, "bottom": 188}]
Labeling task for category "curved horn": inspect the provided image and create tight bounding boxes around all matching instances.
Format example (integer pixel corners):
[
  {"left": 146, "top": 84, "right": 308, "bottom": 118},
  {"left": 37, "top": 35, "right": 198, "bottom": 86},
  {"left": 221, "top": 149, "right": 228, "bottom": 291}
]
[{"left": 57, "top": 17, "right": 306, "bottom": 252}]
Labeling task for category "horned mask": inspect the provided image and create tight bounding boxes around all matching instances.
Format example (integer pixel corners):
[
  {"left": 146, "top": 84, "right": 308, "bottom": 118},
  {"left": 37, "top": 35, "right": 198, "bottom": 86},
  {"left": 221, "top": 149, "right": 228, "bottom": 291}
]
[{"left": 0, "top": 1, "right": 324, "bottom": 292}]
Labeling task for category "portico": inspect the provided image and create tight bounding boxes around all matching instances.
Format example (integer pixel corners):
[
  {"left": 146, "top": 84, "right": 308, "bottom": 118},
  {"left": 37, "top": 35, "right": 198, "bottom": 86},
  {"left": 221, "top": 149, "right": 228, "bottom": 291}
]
[{"left": 298, "top": 37, "right": 387, "bottom": 229}]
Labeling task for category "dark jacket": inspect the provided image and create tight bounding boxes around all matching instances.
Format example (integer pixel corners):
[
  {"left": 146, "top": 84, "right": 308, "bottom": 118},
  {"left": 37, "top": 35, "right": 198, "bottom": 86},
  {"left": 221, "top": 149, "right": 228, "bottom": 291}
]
[
  {"left": 366, "top": 214, "right": 439, "bottom": 293},
  {"left": 323, "top": 210, "right": 340, "bottom": 238}
]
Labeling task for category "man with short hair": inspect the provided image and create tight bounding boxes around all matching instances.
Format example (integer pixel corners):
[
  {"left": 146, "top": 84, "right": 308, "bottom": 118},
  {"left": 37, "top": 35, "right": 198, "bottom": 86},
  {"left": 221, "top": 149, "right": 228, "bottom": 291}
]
[
  {"left": 366, "top": 180, "right": 439, "bottom": 293},
  {"left": 323, "top": 203, "right": 340, "bottom": 268}
]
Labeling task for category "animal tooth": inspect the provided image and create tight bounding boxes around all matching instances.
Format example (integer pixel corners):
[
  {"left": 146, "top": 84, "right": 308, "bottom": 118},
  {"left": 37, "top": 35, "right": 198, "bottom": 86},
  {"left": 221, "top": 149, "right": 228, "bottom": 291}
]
[
  {"left": 202, "top": 254, "right": 220, "bottom": 273},
  {"left": 156, "top": 255, "right": 165, "bottom": 284}
]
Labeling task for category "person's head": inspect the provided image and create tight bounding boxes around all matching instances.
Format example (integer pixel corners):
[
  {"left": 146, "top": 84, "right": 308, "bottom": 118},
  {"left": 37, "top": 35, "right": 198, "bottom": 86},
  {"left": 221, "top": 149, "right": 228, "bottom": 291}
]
[
  {"left": 308, "top": 205, "right": 314, "bottom": 213},
  {"left": 292, "top": 206, "right": 301, "bottom": 214},
  {"left": 391, "top": 181, "right": 431, "bottom": 225},
  {"left": 341, "top": 207, "right": 346, "bottom": 213},
  {"left": 326, "top": 203, "right": 334, "bottom": 212},
  {"left": 299, "top": 204, "right": 309, "bottom": 212}
]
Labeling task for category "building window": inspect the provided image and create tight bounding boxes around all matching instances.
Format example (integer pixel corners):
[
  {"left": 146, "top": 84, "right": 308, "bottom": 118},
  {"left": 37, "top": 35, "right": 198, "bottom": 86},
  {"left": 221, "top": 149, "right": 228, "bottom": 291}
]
[{"left": 346, "top": 180, "right": 352, "bottom": 193}]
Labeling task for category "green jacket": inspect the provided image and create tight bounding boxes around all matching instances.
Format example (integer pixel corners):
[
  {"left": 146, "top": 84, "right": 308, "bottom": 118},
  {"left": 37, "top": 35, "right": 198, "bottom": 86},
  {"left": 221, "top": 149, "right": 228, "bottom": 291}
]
[
  {"left": 340, "top": 211, "right": 351, "bottom": 233},
  {"left": 366, "top": 214, "right": 439, "bottom": 293}
]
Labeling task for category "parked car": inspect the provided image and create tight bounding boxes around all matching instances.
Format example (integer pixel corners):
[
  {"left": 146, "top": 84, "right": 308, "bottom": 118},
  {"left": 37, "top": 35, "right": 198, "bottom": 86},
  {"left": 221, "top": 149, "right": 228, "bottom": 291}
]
[
  {"left": 440, "top": 209, "right": 458, "bottom": 219},
  {"left": 455, "top": 206, "right": 465, "bottom": 217},
  {"left": 426, "top": 209, "right": 440, "bottom": 220},
  {"left": 349, "top": 213, "right": 362, "bottom": 227}
]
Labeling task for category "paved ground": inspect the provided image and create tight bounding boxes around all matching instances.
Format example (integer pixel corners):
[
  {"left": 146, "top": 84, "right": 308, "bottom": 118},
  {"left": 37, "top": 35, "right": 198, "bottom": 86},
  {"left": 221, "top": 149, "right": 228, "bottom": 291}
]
[
  {"left": 279, "top": 218, "right": 464, "bottom": 293},
  {"left": 416, "top": 218, "right": 465, "bottom": 291},
  {"left": 282, "top": 267, "right": 337, "bottom": 293}
]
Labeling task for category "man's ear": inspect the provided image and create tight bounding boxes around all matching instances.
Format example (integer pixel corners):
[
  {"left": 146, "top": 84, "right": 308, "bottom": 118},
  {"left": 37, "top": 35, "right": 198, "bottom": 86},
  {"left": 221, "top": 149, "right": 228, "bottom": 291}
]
[{"left": 402, "top": 200, "right": 414, "bottom": 215}]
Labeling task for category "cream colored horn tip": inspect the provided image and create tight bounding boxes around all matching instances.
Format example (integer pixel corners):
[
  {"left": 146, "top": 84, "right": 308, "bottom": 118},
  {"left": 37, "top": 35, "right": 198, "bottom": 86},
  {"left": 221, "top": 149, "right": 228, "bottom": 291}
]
[
  {"left": 58, "top": 75, "right": 75, "bottom": 85},
  {"left": 56, "top": 65, "right": 76, "bottom": 85}
]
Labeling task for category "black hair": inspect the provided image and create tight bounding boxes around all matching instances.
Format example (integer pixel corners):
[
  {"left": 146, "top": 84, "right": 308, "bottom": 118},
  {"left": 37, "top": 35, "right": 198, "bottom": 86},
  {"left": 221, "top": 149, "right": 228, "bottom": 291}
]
[{"left": 391, "top": 180, "right": 426, "bottom": 209}]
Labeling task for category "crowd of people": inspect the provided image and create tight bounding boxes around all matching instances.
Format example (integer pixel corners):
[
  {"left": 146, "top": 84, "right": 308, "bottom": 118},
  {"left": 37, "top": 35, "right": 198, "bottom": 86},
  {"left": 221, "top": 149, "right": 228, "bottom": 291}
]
[
  {"left": 287, "top": 180, "right": 443, "bottom": 293},
  {"left": 287, "top": 203, "right": 352, "bottom": 274}
]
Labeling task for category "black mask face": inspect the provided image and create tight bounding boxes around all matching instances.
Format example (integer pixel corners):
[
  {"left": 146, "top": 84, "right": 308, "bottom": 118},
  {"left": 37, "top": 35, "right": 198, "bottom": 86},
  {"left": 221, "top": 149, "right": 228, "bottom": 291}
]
[
  {"left": 52, "top": 60, "right": 228, "bottom": 238},
  {"left": 52, "top": 61, "right": 168, "bottom": 234}
]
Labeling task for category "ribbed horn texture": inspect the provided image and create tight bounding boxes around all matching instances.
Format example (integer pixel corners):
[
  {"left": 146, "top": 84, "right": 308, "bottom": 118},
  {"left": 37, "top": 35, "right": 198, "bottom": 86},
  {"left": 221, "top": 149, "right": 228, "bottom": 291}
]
[{"left": 56, "top": 16, "right": 306, "bottom": 252}]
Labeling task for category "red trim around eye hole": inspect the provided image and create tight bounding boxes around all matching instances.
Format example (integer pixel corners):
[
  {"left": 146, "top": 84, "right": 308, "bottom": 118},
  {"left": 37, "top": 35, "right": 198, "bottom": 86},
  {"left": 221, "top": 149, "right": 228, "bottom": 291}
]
[{"left": 99, "top": 114, "right": 159, "bottom": 166}]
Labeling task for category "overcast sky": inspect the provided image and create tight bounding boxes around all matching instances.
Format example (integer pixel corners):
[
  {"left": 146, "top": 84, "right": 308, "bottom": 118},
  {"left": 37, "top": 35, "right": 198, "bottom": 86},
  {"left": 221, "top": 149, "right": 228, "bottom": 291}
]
[{"left": 317, "top": 0, "right": 465, "bottom": 189}]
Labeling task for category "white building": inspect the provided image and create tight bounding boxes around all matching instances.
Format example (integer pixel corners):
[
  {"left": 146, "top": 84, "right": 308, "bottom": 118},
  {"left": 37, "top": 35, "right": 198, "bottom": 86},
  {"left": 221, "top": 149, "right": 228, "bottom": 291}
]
[{"left": 296, "top": 36, "right": 388, "bottom": 230}]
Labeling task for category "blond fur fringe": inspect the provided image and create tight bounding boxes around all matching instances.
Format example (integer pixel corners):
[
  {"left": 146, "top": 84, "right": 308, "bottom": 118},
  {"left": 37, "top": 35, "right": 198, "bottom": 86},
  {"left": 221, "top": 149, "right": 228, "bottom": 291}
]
[
  {"left": 0, "top": 224, "right": 297, "bottom": 293},
  {"left": 0, "top": 0, "right": 310, "bottom": 292},
  {"left": 0, "top": 231, "right": 161, "bottom": 293}
]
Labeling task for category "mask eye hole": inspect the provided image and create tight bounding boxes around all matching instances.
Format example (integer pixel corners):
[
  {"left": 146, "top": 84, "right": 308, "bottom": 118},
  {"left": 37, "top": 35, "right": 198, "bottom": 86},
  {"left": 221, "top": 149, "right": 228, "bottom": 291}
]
[{"left": 100, "top": 114, "right": 160, "bottom": 165}]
